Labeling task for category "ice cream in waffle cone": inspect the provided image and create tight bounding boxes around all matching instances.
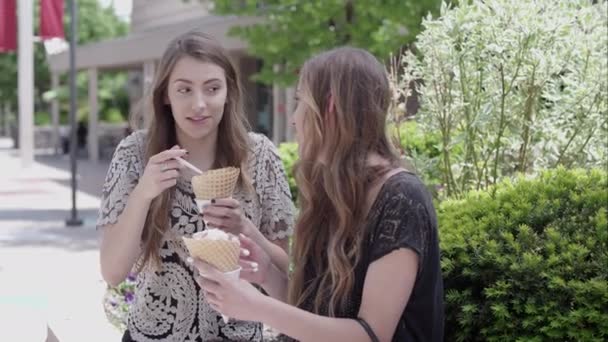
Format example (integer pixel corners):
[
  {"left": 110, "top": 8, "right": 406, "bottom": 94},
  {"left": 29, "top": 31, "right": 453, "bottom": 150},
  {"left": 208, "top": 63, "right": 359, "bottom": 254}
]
[
  {"left": 191, "top": 167, "right": 240, "bottom": 201},
  {"left": 183, "top": 229, "right": 241, "bottom": 272},
  {"left": 183, "top": 229, "right": 241, "bottom": 323}
]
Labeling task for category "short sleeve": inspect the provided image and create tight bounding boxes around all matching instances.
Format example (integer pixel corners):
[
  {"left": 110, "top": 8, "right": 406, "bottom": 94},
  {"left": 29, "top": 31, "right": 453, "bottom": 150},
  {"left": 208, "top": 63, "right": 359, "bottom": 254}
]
[
  {"left": 369, "top": 176, "right": 433, "bottom": 270},
  {"left": 96, "top": 131, "right": 146, "bottom": 228},
  {"left": 252, "top": 134, "right": 295, "bottom": 240}
]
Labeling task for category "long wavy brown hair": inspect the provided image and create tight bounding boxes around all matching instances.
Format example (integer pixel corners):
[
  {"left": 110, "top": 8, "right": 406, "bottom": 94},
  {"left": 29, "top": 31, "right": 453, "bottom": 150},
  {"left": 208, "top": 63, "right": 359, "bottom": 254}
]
[
  {"left": 134, "top": 30, "right": 251, "bottom": 270},
  {"left": 288, "top": 47, "right": 402, "bottom": 316}
]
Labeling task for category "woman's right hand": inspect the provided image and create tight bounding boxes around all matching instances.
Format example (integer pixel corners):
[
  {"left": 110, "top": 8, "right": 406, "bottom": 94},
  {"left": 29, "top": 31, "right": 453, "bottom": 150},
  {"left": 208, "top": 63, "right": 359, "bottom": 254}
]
[
  {"left": 238, "top": 234, "right": 273, "bottom": 285},
  {"left": 134, "top": 145, "right": 188, "bottom": 201}
]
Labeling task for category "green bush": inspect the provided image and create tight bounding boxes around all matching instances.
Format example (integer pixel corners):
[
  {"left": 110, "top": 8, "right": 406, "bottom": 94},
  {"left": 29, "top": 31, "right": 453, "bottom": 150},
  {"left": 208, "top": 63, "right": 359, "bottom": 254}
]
[
  {"left": 390, "top": 120, "right": 445, "bottom": 194},
  {"left": 278, "top": 142, "right": 299, "bottom": 203},
  {"left": 34, "top": 111, "right": 51, "bottom": 126},
  {"left": 102, "top": 108, "right": 126, "bottom": 123},
  {"left": 439, "top": 167, "right": 608, "bottom": 341}
]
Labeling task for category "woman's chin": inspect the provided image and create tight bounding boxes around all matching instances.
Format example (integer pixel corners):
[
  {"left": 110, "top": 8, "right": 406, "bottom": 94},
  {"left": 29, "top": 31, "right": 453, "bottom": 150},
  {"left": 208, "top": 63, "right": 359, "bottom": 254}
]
[{"left": 178, "top": 126, "right": 217, "bottom": 142}]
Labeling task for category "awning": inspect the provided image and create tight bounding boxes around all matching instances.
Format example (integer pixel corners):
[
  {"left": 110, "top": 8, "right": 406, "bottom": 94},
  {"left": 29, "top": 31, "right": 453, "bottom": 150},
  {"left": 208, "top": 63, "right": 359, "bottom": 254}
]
[{"left": 46, "top": 15, "right": 260, "bottom": 73}]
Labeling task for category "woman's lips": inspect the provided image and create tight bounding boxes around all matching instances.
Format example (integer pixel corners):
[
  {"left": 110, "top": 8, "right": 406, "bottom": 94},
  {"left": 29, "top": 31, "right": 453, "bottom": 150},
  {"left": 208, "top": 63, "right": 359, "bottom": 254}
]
[{"left": 187, "top": 116, "right": 211, "bottom": 125}]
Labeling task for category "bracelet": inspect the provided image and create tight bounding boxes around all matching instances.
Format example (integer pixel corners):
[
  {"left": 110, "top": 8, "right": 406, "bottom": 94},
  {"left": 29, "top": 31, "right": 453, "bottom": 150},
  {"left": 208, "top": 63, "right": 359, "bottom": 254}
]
[{"left": 355, "top": 317, "right": 380, "bottom": 342}]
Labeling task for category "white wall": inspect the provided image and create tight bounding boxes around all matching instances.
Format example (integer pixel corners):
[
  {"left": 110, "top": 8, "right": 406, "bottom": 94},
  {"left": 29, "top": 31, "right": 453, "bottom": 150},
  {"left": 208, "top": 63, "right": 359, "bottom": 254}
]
[{"left": 131, "top": 0, "right": 210, "bottom": 32}]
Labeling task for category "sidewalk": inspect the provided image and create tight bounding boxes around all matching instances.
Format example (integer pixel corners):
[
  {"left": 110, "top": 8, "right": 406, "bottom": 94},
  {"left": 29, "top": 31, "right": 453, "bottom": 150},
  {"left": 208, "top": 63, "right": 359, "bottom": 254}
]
[{"left": 0, "top": 137, "right": 121, "bottom": 341}]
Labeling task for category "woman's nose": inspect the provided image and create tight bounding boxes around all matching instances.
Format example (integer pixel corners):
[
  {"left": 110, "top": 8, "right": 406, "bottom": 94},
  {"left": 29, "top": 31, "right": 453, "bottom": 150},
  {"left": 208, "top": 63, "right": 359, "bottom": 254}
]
[{"left": 193, "top": 92, "right": 207, "bottom": 111}]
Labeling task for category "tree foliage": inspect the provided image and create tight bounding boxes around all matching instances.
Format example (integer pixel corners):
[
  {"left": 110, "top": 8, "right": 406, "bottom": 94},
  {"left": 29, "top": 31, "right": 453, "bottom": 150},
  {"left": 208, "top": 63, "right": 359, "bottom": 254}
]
[
  {"left": 393, "top": 0, "right": 608, "bottom": 197},
  {"left": 211, "top": 0, "right": 441, "bottom": 85}
]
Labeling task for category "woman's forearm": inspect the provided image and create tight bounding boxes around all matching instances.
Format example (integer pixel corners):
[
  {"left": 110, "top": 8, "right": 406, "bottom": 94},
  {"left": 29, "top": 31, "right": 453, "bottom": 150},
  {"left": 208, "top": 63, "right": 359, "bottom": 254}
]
[
  {"left": 247, "top": 225, "right": 290, "bottom": 274},
  {"left": 100, "top": 185, "right": 150, "bottom": 286},
  {"left": 260, "top": 236, "right": 290, "bottom": 274},
  {"left": 258, "top": 296, "right": 370, "bottom": 342},
  {"left": 260, "top": 262, "right": 289, "bottom": 301}
]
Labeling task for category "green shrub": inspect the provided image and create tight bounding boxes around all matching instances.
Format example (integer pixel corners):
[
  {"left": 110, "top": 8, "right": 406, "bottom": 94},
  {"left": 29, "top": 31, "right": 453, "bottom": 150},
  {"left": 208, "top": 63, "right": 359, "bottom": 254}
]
[
  {"left": 102, "top": 108, "right": 126, "bottom": 123},
  {"left": 278, "top": 142, "right": 299, "bottom": 203},
  {"left": 439, "top": 167, "right": 608, "bottom": 341},
  {"left": 390, "top": 120, "right": 445, "bottom": 194},
  {"left": 34, "top": 111, "right": 51, "bottom": 126}
]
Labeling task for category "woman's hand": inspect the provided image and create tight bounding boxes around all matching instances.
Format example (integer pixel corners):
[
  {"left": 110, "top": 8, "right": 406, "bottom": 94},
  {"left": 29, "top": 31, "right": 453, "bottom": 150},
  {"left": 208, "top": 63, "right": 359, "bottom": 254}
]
[
  {"left": 238, "top": 234, "right": 272, "bottom": 285},
  {"left": 202, "top": 198, "right": 255, "bottom": 237},
  {"left": 134, "top": 145, "right": 187, "bottom": 201},
  {"left": 194, "top": 259, "right": 268, "bottom": 322}
]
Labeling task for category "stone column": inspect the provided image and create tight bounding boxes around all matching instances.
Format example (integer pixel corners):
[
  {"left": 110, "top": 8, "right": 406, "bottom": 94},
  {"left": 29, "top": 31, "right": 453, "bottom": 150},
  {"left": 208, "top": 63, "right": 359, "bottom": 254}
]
[
  {"left": 284, "top": 86, "right": 296, "bottom": 141},
  {"left": 51, "top": 72, "right": 61, "bottom": 154},
  {"left": 18, "top": 0, "right": 34, "bottom": 167},
  {"left": 272, "top": 84, "right": 285, "bottom": 145},
  {"left": 88, "top": 68, "right": 99, "bottom": 162},
  {"left": 142, "top": 60, "right": 156, "bottom": 128}
]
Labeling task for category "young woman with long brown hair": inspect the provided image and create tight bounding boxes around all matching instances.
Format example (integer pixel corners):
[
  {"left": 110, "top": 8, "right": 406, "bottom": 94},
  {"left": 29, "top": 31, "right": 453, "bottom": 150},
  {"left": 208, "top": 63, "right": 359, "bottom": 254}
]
[
  {"left": 97, "top": 30, "right": 294, "bottom": 341},
  {"left": 195, "top": 47, "right": 444, "bottom": 341}
]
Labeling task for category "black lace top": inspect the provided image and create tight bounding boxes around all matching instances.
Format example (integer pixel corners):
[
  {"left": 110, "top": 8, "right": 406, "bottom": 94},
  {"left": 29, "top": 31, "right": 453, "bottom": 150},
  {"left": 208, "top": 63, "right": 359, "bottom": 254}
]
[{"left": 284, "top": 171, "right": 444, "bottom": 342}]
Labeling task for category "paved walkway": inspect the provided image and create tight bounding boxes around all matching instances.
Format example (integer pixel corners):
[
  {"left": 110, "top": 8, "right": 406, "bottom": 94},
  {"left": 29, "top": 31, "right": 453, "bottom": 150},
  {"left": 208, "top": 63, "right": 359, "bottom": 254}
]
[{"left": 0, "top": 137, "right": 121, "bottom": 341}]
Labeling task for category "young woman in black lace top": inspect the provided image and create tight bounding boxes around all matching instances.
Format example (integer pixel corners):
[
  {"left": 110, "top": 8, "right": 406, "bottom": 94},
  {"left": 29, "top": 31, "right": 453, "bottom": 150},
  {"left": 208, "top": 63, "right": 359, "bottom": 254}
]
[{"left": 195, "top": 47, "right": 444, "bottom": 341}]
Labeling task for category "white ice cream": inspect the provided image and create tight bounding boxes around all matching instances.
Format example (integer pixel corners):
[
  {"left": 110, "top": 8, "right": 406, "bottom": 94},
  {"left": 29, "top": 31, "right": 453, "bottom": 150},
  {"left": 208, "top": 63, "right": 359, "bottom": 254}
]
[{"left": 192, "top": 228, "right": 234, "bottom": 241}]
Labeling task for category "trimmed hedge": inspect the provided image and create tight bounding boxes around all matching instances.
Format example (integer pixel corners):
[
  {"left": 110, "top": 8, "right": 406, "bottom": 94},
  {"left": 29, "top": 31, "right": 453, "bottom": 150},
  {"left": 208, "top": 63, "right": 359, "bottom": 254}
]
[{"left": 439, "top": 168, "right": 608, "bottom": 341}]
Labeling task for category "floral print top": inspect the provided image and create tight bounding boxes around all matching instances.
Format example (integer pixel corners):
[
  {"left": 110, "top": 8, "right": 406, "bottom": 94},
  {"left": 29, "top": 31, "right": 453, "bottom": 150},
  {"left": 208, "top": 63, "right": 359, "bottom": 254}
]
[{"left": 97, "top": 130, "right": 294, "bottom": 341}]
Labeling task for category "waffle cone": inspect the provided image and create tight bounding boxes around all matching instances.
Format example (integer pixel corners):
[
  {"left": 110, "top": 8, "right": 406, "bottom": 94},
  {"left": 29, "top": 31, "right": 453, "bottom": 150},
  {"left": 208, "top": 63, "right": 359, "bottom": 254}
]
[
  {"left": 191, "top": 167, "right": 240, "bottom": 200},
  {"left": 183, "top": 237, "right": 240, "bottom": 272}
]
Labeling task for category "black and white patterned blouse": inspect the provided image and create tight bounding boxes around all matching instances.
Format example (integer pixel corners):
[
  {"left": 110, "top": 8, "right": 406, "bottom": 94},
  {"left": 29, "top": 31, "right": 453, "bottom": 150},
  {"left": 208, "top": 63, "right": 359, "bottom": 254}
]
[{"left": 97, "top": 130, "right": 294, "bottom": 342}]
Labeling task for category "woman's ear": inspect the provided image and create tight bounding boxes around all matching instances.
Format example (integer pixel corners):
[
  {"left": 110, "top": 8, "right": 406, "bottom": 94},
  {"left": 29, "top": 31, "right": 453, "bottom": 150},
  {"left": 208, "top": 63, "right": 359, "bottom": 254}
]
[
  {"left": 326, "top": 94, "right": 335, "bottom": 116},
  {"left": 324, "top": 94, "right": 337, "bottom": 130}
]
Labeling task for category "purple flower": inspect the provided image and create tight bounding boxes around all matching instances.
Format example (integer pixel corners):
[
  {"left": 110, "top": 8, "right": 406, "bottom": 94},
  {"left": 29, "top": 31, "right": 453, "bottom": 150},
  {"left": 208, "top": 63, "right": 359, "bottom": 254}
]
[
  {"left": 124, "top": 292, "right": 134, "bottom": 303},
  {"left": 126, "top": 273, "right": 137, "bottom": 282}
]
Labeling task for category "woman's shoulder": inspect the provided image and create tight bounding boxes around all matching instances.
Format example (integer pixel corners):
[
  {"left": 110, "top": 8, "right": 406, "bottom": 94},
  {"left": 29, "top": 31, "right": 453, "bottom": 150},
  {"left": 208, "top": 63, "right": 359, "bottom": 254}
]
[
  {"left": 247, "top": 131, "right": 273, "bottom": 155},
  {"left": 380, "top": 171, "right": 433, "bottom": 210},
  {"left": 119, "top": 129, "right": 147, "bottom": 148},
  {"left": 111, "top": 129, "right": 147, "bottom": 162}
]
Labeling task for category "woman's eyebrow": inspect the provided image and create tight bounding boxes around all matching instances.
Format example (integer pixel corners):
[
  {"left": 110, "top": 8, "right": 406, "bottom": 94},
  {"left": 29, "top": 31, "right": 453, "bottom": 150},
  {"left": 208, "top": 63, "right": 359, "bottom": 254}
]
[{"left": 172, "top": 78, "right": 222, "bottom": 84}]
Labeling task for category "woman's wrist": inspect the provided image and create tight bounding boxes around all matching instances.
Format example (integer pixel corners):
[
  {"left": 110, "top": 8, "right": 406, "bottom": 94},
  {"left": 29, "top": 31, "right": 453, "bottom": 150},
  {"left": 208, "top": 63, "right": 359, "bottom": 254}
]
[
  {"left": 244, "top": 220, "right": 266, "bottom": 245},
  {"left": 261, "top": 262, "right": 288, "bottom": 295},
  {"left": 131, "top": 183, "right": 153, "bottom": 205}
]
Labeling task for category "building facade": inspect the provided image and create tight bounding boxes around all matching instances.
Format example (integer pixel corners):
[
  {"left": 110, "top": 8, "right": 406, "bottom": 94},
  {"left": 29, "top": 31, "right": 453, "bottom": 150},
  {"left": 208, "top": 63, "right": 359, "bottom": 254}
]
[{"left": 46, "top": 0, "right": 294, "bottom": 161}]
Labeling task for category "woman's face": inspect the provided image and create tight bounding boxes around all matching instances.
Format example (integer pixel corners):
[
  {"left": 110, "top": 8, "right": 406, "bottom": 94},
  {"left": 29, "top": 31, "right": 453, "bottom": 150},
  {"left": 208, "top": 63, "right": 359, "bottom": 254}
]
[{"left": 165, "top": 56, "right": 228, "bottom": 141}]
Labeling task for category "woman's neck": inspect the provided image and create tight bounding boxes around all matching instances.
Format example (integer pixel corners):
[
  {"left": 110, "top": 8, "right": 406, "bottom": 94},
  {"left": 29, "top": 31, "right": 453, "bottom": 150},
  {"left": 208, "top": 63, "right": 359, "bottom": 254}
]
[{"left": 176, "top": 129, "right": 217, "bottom": 173}]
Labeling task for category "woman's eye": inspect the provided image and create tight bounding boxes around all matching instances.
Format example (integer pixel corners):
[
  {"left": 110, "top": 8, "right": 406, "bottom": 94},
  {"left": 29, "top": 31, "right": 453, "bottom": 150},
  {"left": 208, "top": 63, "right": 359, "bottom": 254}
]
[
  {"left": 177, "top": 88, "right": 190, "bottom": 94},
  {"left": 208, "top": 86, "right": 220, "bottom": 93}
]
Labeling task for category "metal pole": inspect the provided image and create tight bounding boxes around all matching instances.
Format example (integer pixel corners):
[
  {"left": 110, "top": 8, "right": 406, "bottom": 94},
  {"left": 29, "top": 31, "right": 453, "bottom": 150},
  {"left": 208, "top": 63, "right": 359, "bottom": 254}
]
[{"left": 66, "top": 0, "right": 82, "bottom": 227}]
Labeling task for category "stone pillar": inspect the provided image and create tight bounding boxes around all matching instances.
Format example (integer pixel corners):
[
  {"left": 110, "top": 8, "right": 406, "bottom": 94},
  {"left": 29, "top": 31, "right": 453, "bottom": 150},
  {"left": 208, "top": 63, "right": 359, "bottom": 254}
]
[
  {"left": 272, "top": 84, "right": 285, "bottom": 145},
  {"left": 142, "top": 60, "right": 156, "bottom": 128},
  {"left": 51, "top": 72, "right": 61, "bottom": 154},
  {"left": 18, "top": 0, "right": 34, "bottom": 167},
  {"left": 284, "top": 86, "right": 296, "bottom": 141},
  {"left": 88, "top": 68, "right": 99, "bottom": 162}
]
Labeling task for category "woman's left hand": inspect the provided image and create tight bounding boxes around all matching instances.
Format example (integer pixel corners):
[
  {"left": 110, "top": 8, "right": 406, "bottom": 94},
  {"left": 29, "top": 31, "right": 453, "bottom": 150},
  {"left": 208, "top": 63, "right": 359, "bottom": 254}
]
[
  {"left": 202, "top": 198, "right": 254, "bottom": 237},
  {"left": 194, "top": 259, "right": 267, "bottom": 322}
]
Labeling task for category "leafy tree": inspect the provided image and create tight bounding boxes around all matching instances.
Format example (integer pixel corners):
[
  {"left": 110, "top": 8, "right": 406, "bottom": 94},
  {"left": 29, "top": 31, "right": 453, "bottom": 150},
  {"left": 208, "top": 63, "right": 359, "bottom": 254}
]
[
  {"left": 394, "top": 0, "right": 608, "bottom": 197},
  {"left": 210, "top": 0, "right": 441, "bottom": 85}
]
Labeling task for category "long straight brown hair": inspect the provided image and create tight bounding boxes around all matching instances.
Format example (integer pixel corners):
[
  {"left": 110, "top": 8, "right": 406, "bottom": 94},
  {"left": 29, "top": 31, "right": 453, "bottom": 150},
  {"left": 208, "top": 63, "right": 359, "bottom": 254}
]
[
  {"left": 133, "top": 30, "right": 251, "bottom": 270},
  {"left": 288, "top": 47, "right": 402, "bottom": 316}
]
